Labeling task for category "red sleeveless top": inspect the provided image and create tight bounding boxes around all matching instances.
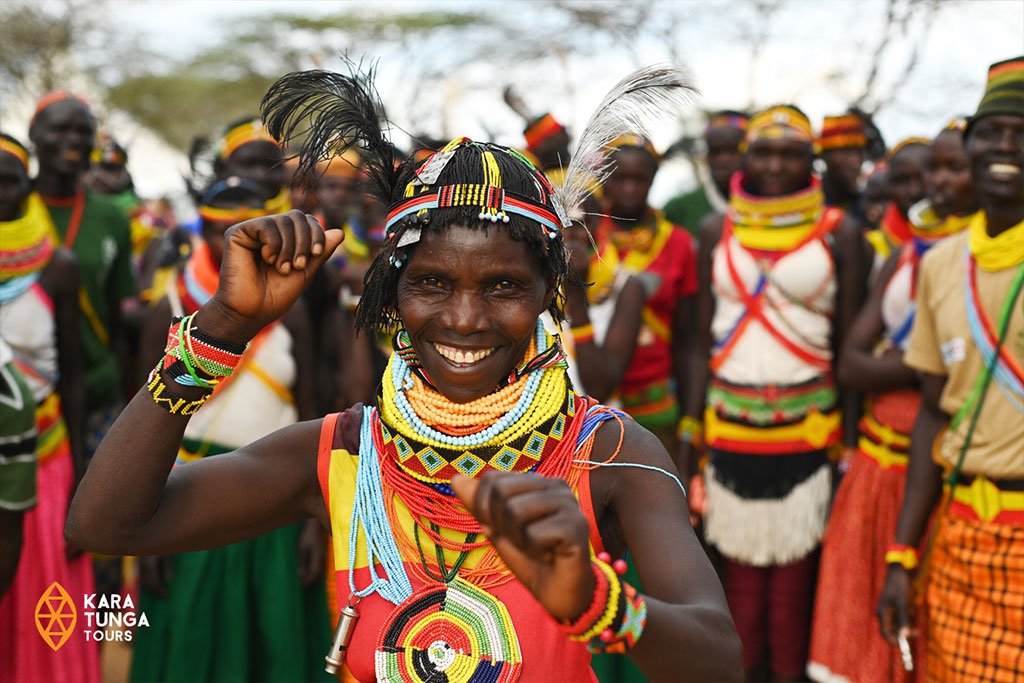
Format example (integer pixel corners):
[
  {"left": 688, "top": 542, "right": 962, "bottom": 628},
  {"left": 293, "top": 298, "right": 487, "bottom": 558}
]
[{"left": 316, "top": 405, "right": 606, "bottom": 682}]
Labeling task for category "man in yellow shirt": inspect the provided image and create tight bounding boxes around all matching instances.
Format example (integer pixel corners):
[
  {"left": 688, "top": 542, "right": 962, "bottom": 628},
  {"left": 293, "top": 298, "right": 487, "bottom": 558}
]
[{"left": 877, "top": 56, "right": 1024, "bottom": 681}]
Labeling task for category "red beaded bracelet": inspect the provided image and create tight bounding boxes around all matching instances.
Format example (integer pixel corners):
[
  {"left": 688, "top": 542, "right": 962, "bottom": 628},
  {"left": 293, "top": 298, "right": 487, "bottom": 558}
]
[
  {"left": 562, "top": 560, "right": 611, "bottom": 637},
  {"left": 560, "top": 553, "right": 647, "bottom": 653}
]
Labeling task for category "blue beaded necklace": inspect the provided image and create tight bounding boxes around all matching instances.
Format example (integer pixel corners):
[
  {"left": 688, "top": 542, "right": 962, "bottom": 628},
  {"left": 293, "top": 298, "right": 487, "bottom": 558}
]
[{"left": 388, "top": 319, "right": 548, "bottom": 448}]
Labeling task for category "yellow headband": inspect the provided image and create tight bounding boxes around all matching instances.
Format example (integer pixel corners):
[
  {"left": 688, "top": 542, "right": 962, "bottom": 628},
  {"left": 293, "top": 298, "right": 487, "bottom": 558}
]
[
  {"left": 608, "top": 134, "right": 661, "bottom": 164},
  {"left": 742, "top": 106, "right": 816, "bottom": 153},
  {"left": 0, "top": 139, "right": 29, "bottom": 169},
  {"left": 219, "top": 120, "right": 278, "bottom": 161},
  {"left": 316, "top": 148, "right": 362, "bottom": 178},
  {"left": 198, "top": 205, "right": 271, "bottom": 223},
  {"left": 888, "top": 136, "right": 932, "bottom": 160}
]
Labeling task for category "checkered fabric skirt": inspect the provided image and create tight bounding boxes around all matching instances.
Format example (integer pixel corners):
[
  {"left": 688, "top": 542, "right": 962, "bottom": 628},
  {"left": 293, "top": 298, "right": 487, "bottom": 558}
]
[{"left": 926, "top": 512, "right": 1024, "bottom": 681}]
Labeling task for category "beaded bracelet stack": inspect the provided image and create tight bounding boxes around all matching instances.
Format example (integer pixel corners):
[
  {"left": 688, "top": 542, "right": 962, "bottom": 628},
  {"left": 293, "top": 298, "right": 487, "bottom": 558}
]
[
  {"left": 562, "top": 554, "right": 648, "bottom": 654},
  {"left": 884, "top": 544, "right": 919, "bottom": 571},
  {"left": 676, "top": 415, "right": 704, "bottom": 448},
  {"left": 146, "top": 314, "right": 247, "bottom": 415}
]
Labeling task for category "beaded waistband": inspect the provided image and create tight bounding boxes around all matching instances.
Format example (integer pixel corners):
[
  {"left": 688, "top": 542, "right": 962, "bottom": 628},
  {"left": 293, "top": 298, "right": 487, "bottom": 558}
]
[
  {"left": 618, "top": 377, "right": 678, "bottom": 427},
  {"left": 946, "top": 474, "right": 1024, "bottom": 525},
  {"left": 703, "top": 405, "right": 840, "bottom": 455},
  {"left": 856, "top": 413, "right": 910, "bottom": 470},
  {"left": 707, "top": 374, "right": 836, "bottom": 426}
]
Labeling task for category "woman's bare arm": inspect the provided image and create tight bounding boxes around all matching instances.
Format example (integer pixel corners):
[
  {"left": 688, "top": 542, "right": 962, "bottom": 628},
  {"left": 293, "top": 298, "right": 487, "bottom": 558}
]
[
  {"left": 837, "top": 252, "right": 916, "bottom": 393},
  {"left": 66, "top": 212, "right": 344, "bottom": 556},
  {"left": 564, "top": 276, "right": 645, "bottom": 402},
  {"left": 452, "top": 416, "right": 742, "bottom": 682},
  {"left": 832, "top": 217, "right": 870, "bottom": 449},
  {"left": 595, "top": 420, "right": 742, "bottom": 681},
  {"left": 43, "top": 249, "right": 86, "bottom": 476},
  {"left": 676, "top": 213, "right": 722, "bottom": 478}
]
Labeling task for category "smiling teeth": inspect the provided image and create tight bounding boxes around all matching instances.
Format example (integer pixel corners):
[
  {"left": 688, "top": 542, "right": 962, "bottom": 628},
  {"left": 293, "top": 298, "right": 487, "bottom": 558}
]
[
  {"left": 990, "top": 163, "right": 1021, "bottom": 176},
  {"left": 434, "top": 344, "right": 494, "bottom": 364}
]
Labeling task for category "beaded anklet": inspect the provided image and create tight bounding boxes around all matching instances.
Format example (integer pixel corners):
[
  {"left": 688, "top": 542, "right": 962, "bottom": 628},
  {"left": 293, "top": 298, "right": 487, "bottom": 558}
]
[{"left": 562, "top": 554, "right": 648, "bottom": 654}]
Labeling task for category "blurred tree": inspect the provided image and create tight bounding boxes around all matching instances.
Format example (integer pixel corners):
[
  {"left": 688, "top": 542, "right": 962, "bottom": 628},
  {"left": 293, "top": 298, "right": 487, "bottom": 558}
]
[
  {"left": 105, "top": 9, "right": 494, "bottom": 150},
  {"left": 0, "top": 1, "right": 90, "bottom": 92}
]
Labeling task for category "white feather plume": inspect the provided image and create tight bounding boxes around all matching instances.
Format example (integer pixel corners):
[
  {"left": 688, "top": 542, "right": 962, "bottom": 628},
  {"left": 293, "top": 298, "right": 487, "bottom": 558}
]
[{"left": 551, "top": 64, "right": 699, "bottom": 226}]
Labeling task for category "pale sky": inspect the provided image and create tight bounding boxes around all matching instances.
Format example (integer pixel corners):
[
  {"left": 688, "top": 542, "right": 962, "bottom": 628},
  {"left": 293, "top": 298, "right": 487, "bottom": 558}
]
[{"left": 17, "top": 0, "right": 1024, "bottom": 200}]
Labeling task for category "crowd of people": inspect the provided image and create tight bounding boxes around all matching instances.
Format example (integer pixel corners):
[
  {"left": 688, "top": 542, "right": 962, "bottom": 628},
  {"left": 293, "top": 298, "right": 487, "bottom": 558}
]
[{"left": 0, "top": 53, "right": 1021, "bottom": 683}]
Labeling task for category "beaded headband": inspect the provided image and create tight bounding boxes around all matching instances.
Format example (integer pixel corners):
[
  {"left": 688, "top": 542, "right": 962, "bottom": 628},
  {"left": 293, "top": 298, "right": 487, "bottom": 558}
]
[
  {"left": 31, "top": 91, "right": 89, "bottom": 125},
  {"left": 818, "top": 114, "right": 867, "bottom": 151},
  {"left": 316, "top": 147, "right": 361, "bottom": 178},
  {"left": 219, "top": 119, "right": 279, "bottom": 161},
  {"left": 90, "top": 147, "right": 126, "bottom": 165},
  {"left": 0, "top": 139, "right": 29, "bottom": 169},
  {"left": 90, "top": 133, "right": 127, "bottom": 165},
  {"left": 608, "top": 134, "right": 661, "bottom": 164},
  {"left": 741, "top": 106, "right": 815, "bottom": 153},
  {"left": 524, "top": 113, "right": 566, "bottom": 152},
  {"left": 198, "top": 205, "right": 271, "bottom": 223},
  {"left": 945, "top": 117, "right": 968, "bottom": 132},
  {"left": 198, "top": 177, "right": 269, "bottom": 223},
  {"left": 384, "top": 137, "right": 565, "bottom": 252},
  {"left": 705, "top": 114, "right": 748, "bottom": 134},
  {"left": 888, "top": 136, "right": 932, "bottom": 160}
]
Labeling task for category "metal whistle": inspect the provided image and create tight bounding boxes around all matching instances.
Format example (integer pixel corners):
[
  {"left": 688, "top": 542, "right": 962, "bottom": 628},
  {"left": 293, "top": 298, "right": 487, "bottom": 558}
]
[{"left": 324, "top": 603, "right": 360, "bottom": 675}]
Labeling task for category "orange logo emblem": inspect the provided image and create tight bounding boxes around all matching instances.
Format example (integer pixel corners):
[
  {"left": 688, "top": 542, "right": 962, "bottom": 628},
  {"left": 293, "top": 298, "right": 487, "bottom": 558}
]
[{"left": 35, "top": 581, "right": 77, "bottom": 651}]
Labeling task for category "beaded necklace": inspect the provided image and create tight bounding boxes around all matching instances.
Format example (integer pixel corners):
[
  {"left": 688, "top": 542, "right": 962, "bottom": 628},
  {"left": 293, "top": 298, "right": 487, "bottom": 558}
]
[
  {"left": 962, "top": 246, "right": 1024, "bottom": 412},
  {"left": 583, "top": 231, "right": 620, "bottom": 305},
  {"left": 0, "top": 193, "right": 56, "bottom": 282},
  {"left": 352, "top": 320, "right": 631, "bottom": 592},
  {"left": 886, "top": 202, "right": 976, "bottom": 347},
  {"left": 879, "top": 203, "right": 913, "bottom": 251},
  {"left": 379, "top": 320, "right": 574, "bottom": 485},
  {"left": 377, "top": 392, "right": 596, "bottom": 589},
  {"left": 596, "top": 210, "right": 674, "bottom": 275},
  {"left": 726, "top": 172, "right": 826, "bottom": 257}
]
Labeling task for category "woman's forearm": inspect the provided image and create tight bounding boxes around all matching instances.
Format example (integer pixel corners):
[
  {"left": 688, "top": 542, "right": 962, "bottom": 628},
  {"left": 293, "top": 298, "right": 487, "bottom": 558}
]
[
  {"left": 65, "top": 383, "right": 196, "bottom": 553},
  {"left": 628, "top": 597, "right": 743, "bottom": 681},
  {"left": 66, "top": 300, "right": 253, "bottom": 553},
  {"left": 892, "top": 397, "right": 945, "bottom": 547},
  {"left": 838, "top": 346, "right": 916, "bottom": 393},
  {"left": 564, "top": 282, "right": 640, "bottom": 402}
]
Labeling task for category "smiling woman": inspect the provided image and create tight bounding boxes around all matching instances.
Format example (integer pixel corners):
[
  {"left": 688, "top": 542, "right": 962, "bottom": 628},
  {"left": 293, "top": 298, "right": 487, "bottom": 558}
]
[{"left": 65, "top": 63, "right": 742, "bottom": 682}]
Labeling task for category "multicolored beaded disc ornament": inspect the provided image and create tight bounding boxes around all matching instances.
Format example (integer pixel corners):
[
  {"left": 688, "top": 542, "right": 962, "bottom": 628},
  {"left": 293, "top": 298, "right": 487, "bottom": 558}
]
[{"left": 374, "top": 577, "right": 523, "bottom": 682}]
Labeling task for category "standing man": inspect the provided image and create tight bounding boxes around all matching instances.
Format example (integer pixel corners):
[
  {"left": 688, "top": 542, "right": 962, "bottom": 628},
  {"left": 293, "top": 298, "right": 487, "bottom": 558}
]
[
  {"left": 877, "top": 56, "right": 1024, "bottom": 681},
  {"left": 30, "top": 93, "right": 137, "bottom": 456},
  {"left": 663, "top": 111, "right": 748, "bottom": 238}
]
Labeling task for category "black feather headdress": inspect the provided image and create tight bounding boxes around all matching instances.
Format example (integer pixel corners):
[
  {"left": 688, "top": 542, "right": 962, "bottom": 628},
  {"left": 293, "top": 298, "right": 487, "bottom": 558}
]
[{"left": 260, "top": 62, "right": 405, "bottom": 207}]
